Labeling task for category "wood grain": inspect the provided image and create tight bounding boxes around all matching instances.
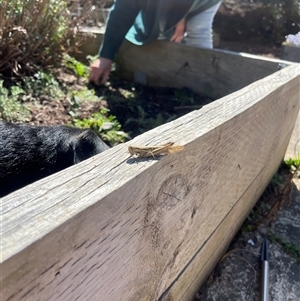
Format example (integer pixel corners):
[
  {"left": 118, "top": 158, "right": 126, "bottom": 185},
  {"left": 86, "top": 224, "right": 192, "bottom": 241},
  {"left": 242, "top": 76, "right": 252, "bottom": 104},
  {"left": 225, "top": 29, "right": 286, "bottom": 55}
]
[
  {"left": 117, "top": 40, "right": 295, "bottom": 99},
  {"left": 1, "top": 65, "right": 299, "bottom": 301}
]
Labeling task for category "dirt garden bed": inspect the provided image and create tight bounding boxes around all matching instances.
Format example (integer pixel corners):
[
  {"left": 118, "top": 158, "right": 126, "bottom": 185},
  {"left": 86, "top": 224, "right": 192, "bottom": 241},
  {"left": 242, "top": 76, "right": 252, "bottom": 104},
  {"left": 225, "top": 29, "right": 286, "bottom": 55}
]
[{"left": 14, "top": 64, "right": 214, "bottom": 142}]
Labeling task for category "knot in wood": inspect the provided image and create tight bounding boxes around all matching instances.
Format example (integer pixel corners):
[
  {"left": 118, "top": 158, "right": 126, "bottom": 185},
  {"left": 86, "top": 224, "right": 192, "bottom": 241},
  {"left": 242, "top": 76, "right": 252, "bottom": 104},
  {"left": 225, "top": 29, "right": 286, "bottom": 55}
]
[{"left": 156, "top": 173, "right": 190, "bottom": 209}]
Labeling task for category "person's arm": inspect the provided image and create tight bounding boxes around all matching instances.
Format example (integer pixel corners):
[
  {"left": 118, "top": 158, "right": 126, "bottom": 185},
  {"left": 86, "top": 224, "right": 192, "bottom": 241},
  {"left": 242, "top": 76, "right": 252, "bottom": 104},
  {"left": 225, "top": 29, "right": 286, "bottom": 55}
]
[
  {"left": 100, "top": 0, "right": 140, "bottom": 60},
  {"left": 89, "top": 0, "right": 139, "bottom": 85}
]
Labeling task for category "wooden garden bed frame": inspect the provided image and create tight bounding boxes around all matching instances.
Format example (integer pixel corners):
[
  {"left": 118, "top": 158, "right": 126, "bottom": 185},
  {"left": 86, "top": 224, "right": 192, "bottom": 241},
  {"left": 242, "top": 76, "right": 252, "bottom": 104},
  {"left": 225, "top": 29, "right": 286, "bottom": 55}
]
[{"left": 1, "top": 40, "right": 299, "bottom": 301}]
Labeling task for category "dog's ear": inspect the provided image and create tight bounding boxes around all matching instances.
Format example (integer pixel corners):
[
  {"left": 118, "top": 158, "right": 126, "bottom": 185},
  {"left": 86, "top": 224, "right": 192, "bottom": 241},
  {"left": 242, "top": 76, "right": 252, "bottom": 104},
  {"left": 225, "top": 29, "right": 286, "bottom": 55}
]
[{"left": 72, "top": 129, "right": 109, "bottom": 164}]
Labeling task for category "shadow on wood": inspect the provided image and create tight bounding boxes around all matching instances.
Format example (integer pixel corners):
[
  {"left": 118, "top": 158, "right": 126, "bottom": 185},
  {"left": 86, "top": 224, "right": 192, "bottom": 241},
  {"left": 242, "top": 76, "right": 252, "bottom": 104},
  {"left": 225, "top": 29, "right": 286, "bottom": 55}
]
[{"left": 117, "top": 40, "right": 294, "bottom": 99}]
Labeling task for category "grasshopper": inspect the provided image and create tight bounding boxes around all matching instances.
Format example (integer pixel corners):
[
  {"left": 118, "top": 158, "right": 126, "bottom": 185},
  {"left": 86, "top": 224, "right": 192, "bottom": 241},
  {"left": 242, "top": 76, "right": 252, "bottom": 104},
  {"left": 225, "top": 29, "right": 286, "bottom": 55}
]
[{"left": 127, "top": 142, "right": 184, "bottom": 158}]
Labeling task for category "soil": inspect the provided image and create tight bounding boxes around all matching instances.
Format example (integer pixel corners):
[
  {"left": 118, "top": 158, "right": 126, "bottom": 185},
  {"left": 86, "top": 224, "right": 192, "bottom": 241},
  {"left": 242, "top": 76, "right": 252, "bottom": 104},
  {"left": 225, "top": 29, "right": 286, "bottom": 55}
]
[
  {"left": 25, "top": 94, "right": 109, "bottom": 127},
  {"left": 25, "top": 70, "right": 213, "bottom": 139}
]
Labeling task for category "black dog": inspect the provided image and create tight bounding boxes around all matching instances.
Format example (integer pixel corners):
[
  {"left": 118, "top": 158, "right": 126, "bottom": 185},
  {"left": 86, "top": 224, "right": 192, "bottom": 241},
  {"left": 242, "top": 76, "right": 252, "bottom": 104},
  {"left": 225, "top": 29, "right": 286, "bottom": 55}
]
[{"left": 0, "top": 122, "right": 109, "bottom": 197}]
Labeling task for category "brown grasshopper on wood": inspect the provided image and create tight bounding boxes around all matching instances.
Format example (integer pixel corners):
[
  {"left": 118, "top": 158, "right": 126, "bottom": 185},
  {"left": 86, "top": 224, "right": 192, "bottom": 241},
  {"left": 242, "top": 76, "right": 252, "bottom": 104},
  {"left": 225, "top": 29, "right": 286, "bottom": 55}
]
[{"left": 127, "top": 142, "right": 184, "bottom": 158}]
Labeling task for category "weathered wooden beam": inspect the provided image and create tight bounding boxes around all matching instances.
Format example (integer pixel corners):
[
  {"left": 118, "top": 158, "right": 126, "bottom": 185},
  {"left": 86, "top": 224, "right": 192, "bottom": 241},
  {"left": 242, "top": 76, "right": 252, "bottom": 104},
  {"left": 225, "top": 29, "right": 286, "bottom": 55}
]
[
  {"left": 73, "top": 29, "right": 294, "bottom": 100},
  {"left": 1, "top": 65, "right": 299, "bottom": 301},
  {"left": 117, "top": 40, "right": 294, "bottom": 99}
]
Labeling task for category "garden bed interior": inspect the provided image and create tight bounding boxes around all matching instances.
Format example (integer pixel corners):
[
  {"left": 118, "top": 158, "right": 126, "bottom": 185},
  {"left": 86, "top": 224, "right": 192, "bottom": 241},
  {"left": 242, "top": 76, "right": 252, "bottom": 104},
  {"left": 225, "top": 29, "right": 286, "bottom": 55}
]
[{"left": 1, "top": 39, "right": 300, "bottom": 301}]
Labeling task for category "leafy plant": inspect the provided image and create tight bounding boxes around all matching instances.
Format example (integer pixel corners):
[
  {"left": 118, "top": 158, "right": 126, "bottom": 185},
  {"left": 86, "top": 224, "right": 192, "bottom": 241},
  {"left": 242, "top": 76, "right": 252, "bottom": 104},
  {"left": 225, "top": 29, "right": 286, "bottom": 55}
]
[
  {"left": 72, "top": 108, "right": 129, "bottom": 146},
  {"left": 63, "top": 55, "right": 89, "bottom": 78},
  {"left": 284, "top": 139, "right": 300, "bottom": 166},
  {"left": 86, "top": 54, "right": 100, "bottom": 65},
  {"left": 0, "top": 80, "right": 31, "bottom": 122},
  {"left": 71, "top": 87, "right": 99, "bottom": 104},
  {"left": 22, "top": 70, "right": 65, "bottom": 98},
  {"left": 284, "top": 151, "right": 300, "bottom": 178}
]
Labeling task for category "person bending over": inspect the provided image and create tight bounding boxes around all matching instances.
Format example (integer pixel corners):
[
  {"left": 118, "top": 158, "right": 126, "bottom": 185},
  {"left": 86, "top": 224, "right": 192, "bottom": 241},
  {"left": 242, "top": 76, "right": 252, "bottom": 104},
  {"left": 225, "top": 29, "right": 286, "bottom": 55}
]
[{"left": 89, "top": 0, "right": 221, "bottom": 85}]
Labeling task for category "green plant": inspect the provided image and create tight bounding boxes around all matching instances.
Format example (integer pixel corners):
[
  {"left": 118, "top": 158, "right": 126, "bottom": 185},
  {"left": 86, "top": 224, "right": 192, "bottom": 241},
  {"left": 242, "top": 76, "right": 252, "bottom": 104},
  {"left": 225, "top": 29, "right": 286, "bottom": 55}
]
[
  {"left": 241, "top": 224, "right": 254, "bottom": 233},
  {"left": 0, "top": 0, "right": 92, "bottom": 77},
  {"left": 0, "top": 80, "right": 31, "bottom": 122},
  {"left": 22, "top": 70, "right": 65, "bottom": 98},
  {"left": 63, "top": 55, "right": 89, "bottom": 78},
  {"left": 86, "top": 54, "right": 99, "bottom": 65},
  {"left": 72, "top": 108, "right": 129, "bottom": 146},
  {"left": 68, "top": 88, "right": 101, "bottom": 117},
  {"left": 285, "top": 157, "right": 300, "bottom": 168},
  {"left": 71, "top": 88, "right": 99, "bottom": 103},
  {"left": 284, "top": 152, "right": 300, "bottom": 178}
]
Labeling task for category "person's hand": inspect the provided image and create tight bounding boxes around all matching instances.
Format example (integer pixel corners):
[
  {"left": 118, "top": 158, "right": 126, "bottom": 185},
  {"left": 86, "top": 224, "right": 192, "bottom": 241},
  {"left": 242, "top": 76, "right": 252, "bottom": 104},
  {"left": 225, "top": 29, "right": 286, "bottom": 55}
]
[
  {"left": 170, "top": 18, "right": 186, "bottom": 43},
  {"left": 89, "top": 57, "right": 112, "bottom": 85}
]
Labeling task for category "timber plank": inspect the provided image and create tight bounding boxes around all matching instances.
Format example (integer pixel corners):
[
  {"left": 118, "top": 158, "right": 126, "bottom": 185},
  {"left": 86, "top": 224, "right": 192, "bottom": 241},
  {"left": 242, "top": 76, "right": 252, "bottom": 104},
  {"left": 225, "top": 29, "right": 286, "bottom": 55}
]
[
  {"left": 117, "top": 40, "right": 294, "bottom": 99},
  {"left": 162, "top": 123, "right": 295, "bottom": 301},
  {"left": 1, "top": 65, "right": 299, "bottom": 301}
]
